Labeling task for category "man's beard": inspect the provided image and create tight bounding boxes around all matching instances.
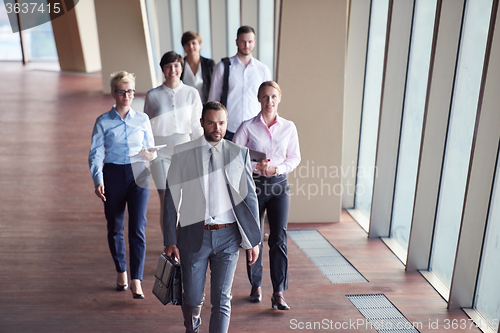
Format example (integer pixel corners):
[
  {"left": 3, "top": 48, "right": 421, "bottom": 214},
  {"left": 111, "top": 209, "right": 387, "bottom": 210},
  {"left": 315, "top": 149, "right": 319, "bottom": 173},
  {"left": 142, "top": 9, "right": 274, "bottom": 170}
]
[
  {"left": 237, "top": 47, "right": 251, "bottom": 56},
  {"left": 205, "top": 130, "right": 224, "bottom": 143}
]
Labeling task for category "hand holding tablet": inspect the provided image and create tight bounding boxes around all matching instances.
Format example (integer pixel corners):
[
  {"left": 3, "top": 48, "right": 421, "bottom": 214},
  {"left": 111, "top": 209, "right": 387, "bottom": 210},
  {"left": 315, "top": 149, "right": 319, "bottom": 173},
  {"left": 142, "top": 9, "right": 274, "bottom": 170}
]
[{"left": 149, "top": 144, "right": 167, "bottom": 151}]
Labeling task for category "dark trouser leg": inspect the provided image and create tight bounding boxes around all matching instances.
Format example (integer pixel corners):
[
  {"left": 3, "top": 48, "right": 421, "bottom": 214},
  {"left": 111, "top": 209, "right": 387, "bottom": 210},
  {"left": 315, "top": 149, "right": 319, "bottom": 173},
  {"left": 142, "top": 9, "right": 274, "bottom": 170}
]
[
  {"left": 126, "top": 164, "right": 149, "bottom": 280},
  {"left": 246, "top": 187, "right": 266, "bottom": 288},
  {"left": 150, "top": 158, "right": 167, "bottom": 235},
  {"left": 267, "top": 180, "right": 290, "bottom": 293},
  {"left": 103, "top": 164, "right": 127, "bottom": 274}
]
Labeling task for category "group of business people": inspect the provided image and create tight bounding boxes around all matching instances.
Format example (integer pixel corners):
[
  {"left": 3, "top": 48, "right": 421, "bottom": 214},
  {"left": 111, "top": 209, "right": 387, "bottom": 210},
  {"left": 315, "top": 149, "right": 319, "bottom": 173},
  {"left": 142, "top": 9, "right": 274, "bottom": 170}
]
[{"left": 88, "top": 26, "right": 301, "bottom": 333}]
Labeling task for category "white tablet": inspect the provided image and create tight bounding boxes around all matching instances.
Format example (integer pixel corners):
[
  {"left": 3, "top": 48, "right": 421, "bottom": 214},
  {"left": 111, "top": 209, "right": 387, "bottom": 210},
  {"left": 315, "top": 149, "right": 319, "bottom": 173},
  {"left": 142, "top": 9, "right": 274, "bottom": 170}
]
[{"left": 150, "top": 144, "right": 167, "bottom": 150}]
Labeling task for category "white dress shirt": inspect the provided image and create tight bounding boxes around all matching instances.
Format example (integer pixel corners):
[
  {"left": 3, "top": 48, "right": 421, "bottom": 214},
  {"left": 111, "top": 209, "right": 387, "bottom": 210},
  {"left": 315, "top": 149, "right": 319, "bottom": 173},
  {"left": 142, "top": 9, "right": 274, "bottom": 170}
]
[
  {"left": 208, "top": 55, "right": 271, "bottom": 133},
  {"left": 144, "top": 82, "right": 203, "bottom": 160},
  {"left": 203, "top": 138, "right": 236, "bottom": 225},
  {"left": 183, "top": 62, "right": 204, "bottom": 102},
  {"left": 233, "top": 112, "right": 301, "bottom": 175}
]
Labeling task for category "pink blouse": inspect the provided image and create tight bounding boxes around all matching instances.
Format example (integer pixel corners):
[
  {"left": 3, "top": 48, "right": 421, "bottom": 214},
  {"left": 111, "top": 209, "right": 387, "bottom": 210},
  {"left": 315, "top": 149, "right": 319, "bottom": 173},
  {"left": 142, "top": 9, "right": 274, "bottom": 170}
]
[{"left": 233, "top": 112, "right": 301, "bottom": 175}]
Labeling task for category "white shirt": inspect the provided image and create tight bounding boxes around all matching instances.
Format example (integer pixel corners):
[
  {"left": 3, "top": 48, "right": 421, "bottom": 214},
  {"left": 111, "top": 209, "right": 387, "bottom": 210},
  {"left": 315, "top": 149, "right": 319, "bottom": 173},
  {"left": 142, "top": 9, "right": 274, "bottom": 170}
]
[
  {"left": 144, "top": 82, "right": 203, "bottom": 159},
  {"left": 208, "top": 55, "right": 271, "bottom": 133},
  {"left": 233, "top": 112, "right": 301, "bottom": 175},
  {"left": 203, "top": 138, "right": 236, "bottom": 225},
  {"left": 183, "top": 62, "right": 204, "bottom": 102}
]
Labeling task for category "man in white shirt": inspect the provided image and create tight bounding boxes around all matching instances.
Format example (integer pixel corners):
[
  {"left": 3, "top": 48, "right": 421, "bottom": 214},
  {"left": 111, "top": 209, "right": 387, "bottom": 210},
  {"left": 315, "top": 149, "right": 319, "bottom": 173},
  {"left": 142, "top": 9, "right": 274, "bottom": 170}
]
[{"left": 208, "top": 26, "right": 271, "bottom": 141}]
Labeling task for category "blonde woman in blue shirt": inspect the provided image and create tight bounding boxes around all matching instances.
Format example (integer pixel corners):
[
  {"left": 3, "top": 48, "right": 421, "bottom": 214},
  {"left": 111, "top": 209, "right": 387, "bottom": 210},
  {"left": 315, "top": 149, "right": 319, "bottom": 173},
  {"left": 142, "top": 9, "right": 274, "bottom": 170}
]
[{"left": 89, "top": 71, "right": 158, "bottom": 299}]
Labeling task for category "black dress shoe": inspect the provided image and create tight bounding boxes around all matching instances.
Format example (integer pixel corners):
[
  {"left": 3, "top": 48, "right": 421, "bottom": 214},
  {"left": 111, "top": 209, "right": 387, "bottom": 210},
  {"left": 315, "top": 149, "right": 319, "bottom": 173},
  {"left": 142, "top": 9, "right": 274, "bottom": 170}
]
[
  {"left": 116, "top": 284, "right": 128, "bottom": 291},
  {"left": 271, "top": 293, "right": 290, "bottom": 310},
  {"left": 250, "top": 286, "right": 262, "bottom": 303}
]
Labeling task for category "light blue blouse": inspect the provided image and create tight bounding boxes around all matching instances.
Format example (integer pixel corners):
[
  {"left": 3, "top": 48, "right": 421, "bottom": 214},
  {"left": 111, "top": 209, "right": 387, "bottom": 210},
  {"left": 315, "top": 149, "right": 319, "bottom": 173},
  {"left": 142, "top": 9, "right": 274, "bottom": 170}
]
[{"left": 89, "top": 107, "right": 156, "bottom": 186}]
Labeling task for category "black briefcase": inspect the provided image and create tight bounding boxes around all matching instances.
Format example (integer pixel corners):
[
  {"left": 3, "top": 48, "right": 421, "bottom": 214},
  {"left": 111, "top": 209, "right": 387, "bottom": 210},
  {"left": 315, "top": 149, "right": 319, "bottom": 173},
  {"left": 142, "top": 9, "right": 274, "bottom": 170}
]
[{"left": 152, "top": 253, "right": 182, "bottom": 305}]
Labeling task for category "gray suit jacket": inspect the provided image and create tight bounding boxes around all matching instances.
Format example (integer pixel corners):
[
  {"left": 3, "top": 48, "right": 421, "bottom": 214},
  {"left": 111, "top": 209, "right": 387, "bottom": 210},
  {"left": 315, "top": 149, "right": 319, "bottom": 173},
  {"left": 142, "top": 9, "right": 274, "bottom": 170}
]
[{"left": 163, "top": 136, "right": 260, "bottom": 253}]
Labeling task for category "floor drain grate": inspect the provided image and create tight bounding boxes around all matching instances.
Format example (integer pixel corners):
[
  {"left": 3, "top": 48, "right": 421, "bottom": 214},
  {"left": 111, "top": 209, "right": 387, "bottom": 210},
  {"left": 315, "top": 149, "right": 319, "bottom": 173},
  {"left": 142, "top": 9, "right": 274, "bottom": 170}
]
[
  {"left": 288, "top": 230, "right": 367, "bottom": 284},
  {"left": 347, "top": 294, "right": 420, "bottom": 332}
]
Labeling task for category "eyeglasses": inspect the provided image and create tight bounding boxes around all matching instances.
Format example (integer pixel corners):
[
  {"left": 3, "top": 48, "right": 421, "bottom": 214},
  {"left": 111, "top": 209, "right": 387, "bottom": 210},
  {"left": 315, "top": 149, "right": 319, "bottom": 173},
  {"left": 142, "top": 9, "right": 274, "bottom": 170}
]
[{"left": 116, "top": 89, "right": 135, "bottom": 97}]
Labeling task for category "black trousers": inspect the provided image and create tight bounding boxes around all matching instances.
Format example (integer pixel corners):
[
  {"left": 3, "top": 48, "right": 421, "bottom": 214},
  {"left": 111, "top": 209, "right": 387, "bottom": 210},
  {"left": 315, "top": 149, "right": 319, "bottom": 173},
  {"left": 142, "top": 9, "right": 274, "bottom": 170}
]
[
  {"left": 103, "top": 163, "right": 150, "bottom": 280},
  {"left": 246, "top": 174, "right": 289, "bottom": 293}
]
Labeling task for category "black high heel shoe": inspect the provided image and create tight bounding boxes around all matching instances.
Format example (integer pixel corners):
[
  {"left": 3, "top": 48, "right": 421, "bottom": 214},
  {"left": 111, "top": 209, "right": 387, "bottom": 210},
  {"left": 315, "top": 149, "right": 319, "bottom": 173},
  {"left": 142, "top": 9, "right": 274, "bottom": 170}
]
[
  {"left": 130, "top": 284, "right": 145, "bottom": 299},
  {"left": 116, "top": 283, "right": 128, "bottom": 291},
  {"left": 271, "top": 293, "right": 290, "bottom": 310},
  {"left": 132, "top": 292, "right": 145, "bottom": 299},
  {"left": 131, "top": 290, "right": 145, "bottom": 299}
]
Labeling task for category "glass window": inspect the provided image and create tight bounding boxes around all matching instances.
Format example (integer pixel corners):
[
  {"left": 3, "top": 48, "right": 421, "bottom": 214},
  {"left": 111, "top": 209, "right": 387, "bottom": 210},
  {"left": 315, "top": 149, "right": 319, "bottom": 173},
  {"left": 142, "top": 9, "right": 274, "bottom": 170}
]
[
  {"left": 24, "top": 21, "right": 57, "bottom": 60},
  {"left": 0, "top": 1, "right": 57, "bottom": 61},
  {"left": 16, "top": 0, "right": 57, "bottom": 60},
  {"left": 354, "top": 0, "right": 390, "bottom": 219},
  {"left": 475, "top": 149, "right": 500, "bottom": 331},
  {"left": 430, "top": 0, "right": 493, "bottom": 288},
  {"left": 145, "top": 0, "right": 161, "bottom": 81},
  {"left": 169, "top": 0, "right": 184, "bottom": 55},
  {"left": 258, "top": 0, "right": 274, "bottom": 77},
  {"left": 197, "top": 0, "right": 212, "bottom": 58},
  {"left": 0, "top": 2, "right": 22, "bottom": 60},
  {"left": 23, "top": 21, "right": 57, "bottom": 60},
  {"left": 390, "top": 0, "right": 437, "bottom": 250},
  {"left": 226, "top": 0, "right": 240, "bottom": 56}
]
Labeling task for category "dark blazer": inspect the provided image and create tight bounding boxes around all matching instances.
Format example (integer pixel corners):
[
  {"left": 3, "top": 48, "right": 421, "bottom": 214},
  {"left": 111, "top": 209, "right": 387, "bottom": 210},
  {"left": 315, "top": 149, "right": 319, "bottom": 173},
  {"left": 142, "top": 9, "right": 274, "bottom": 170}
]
[
  {"left": 163, "top": 136, "right": 260, "bottom": 253},
  {"left": 180, "top": 56, "right": 216, "bottom": 103}
]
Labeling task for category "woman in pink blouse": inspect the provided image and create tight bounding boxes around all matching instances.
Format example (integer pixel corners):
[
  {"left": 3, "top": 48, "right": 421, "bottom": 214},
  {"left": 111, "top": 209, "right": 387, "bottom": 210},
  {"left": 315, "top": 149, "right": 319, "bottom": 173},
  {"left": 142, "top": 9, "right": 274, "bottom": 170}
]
[{"left": 233, "top": 81, "right": 301, "bottom": 310}]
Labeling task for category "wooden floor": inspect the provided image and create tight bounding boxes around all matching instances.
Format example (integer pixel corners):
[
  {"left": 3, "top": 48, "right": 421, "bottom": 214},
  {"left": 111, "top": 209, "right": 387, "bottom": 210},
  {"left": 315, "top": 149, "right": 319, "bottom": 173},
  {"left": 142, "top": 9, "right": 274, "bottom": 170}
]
[{"left": 0, "top": 62, "right": 480, "bottom": 333}]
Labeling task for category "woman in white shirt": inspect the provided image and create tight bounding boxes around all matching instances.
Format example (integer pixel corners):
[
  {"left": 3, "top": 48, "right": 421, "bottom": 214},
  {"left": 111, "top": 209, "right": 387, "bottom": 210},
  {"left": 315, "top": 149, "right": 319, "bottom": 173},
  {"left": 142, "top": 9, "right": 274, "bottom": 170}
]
[
  {"left": 144, "top": 51, "right": 203, "bottom": 233},
  {"left": 233, "top": 81, "right": 301, "bottom": 311},
  {"left": 180, "top": 31, "right": 215, "bottom": 104}
]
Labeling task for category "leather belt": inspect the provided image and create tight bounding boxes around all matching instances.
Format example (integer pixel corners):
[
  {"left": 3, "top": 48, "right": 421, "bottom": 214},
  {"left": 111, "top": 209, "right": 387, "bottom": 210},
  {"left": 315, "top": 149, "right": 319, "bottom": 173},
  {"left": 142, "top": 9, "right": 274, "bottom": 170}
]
[{"left": 204, "top": 222, "right": 235, "bottom": 231}]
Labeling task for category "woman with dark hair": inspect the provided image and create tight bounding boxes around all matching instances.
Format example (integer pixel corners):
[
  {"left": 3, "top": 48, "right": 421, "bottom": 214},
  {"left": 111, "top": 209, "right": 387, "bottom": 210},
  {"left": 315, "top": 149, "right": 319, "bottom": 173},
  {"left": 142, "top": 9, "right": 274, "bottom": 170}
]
[
  {"left": 180, "top": 31, "right": 215, "bottom": 104},
  {"left": 89, "top": 71, "right": 158, "bottom": 299},
  {"left": 144, "top": 51, "right": 203, "bottom": 234},
  {"left": 233, "top": 81, "right": 301, "bottom": 310}
]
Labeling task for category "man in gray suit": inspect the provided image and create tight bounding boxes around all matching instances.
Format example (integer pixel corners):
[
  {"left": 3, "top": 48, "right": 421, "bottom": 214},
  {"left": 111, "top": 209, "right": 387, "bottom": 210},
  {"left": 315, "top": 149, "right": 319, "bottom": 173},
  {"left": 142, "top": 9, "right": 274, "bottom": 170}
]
[{"left": 163, "top": 101, "right": 261, "bottom": 333}]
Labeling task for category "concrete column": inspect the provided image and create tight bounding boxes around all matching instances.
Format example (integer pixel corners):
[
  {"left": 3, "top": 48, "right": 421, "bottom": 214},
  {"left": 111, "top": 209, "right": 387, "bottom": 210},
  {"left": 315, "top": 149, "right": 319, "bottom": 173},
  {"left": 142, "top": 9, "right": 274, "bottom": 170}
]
[
  {"left": 94, "top": 0, "right": 157, "bottom": 93},
  {"left": 278, "top": 0, "right": 348, "bottom": 223},
  {"left": 210, "top": 0, "right": 227, "bottom": 61},
  {"left": 181, "top": 0, "right": 197, "bottom": 32},
  {"left": 241, "top": 0, "right": 258, "bottom": 57},
  {"left": 51, "top": 0, "right": 101, "bottom": 72}
]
